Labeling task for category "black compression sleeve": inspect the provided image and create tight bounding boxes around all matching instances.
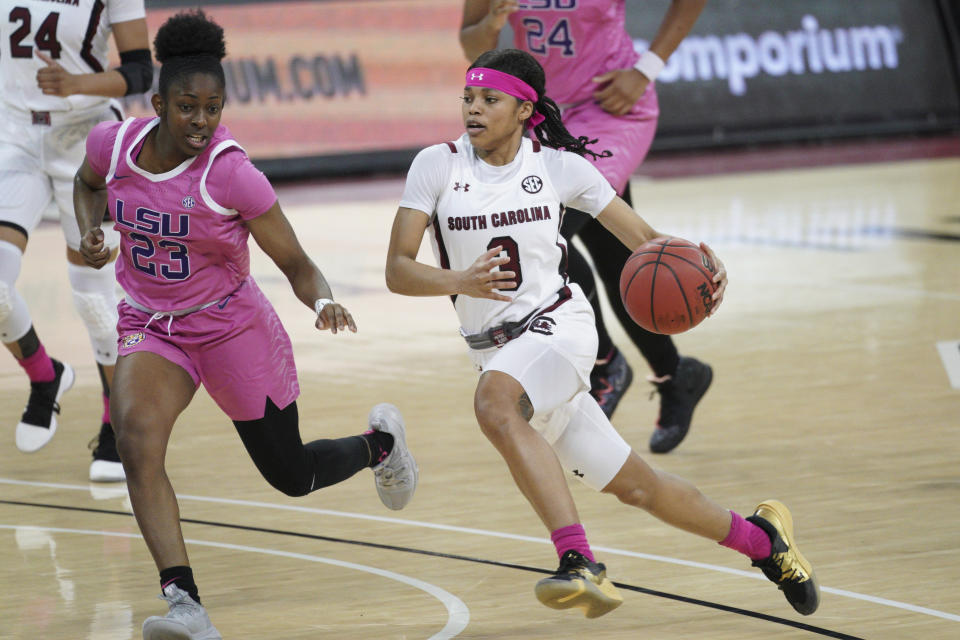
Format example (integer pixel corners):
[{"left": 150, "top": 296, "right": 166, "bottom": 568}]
[{"left": 116, "top": 49, "right": 153, "bottom": 96}]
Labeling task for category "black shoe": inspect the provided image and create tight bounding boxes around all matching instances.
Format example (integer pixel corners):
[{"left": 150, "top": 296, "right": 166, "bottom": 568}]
[
  {"left": 534, "top": 550, "right": 623, "bottom": 618},
  {"left": 747, "top": 500, "right": 820, "bottom": 615},
  {"left": 16, "top": 359, "right": 75, "bottom": 453},
  {"left": 589, "top": 348, "right": 634, "bottom": 418},
  {"left": 89, "top": 422, "right": 125, "bottom": 482},
  {"left": 648, "top": 356, "right": 712, "bottom": 454}
]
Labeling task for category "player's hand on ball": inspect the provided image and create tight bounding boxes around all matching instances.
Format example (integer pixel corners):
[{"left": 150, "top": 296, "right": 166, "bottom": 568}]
[
  {"left": 459, "top": 246, "right": 516, "bottom": 302},
  {"left": 591, "top": 68, "right": 649, "bottom": 115},
  {"left": 35, "top": 51, "right": 78, "bottom": 97},
  {"left": 700, "top": 242, "right": 727, "bottom": 314},
  {"left": 315, "top": 302, "right": 357, "bottom": 334},
  {"left": 80, "top": 228, "right": 110, "bottom": 269}
]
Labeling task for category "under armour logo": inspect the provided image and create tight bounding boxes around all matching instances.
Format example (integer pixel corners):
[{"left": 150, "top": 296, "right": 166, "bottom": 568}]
[
  {"left": 572, "top": 469, "right": 584, "bottom": 478},
  {"left": 454, "top": 182, "right": 470, "bottom": 192},
  {"left": 470, "top": 72, "right": 484, "bottom": 81}
]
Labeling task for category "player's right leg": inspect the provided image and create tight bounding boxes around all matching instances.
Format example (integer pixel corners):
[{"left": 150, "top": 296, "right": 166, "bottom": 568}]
[
  {"left": 110, "top": 350, "right": 222, "bottom": 639},
  {"left": 0, "top": 164, "right": 75, "bottom": 452},
  {"left": 471, "top": 301, "right": 626, "bottom": 618}
]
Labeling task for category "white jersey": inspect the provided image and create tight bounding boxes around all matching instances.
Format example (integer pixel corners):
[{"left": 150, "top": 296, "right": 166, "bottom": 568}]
[
  {"left": 0, "top": 0, "right": 144, "bottom": 117},
  {"left": 400, "top": 134, "right": 616, "bottom": 335}
]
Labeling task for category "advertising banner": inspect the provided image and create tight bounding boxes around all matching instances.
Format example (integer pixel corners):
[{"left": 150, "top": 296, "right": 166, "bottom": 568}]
[
  {"left": 127, "top": 0, "right": 467, "bottom": 170},
  {"left": 133, "top": 0, "right": 960, "bottom": 175},
  {"left": 625, "top": 0, "right": 960, "bottom": 146}
]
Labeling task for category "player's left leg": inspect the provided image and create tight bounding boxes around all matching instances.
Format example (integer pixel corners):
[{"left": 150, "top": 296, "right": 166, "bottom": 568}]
[
  {"left": 195, "top": 278, "right": 417, "bottom": 509},
  {"left": 65, "top": 248, "right": 124, "bottom": 481},
  {"left": 231, "top": 397, "right": 417, "bottom": 510},
  {"left": 51, "top": 113, "right": 125, "bottom": 478},
  {"left": 550, "top": 393, "right": 820, "bottom": 615}
]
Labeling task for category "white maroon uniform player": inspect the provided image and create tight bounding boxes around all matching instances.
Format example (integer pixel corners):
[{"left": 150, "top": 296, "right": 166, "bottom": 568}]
[
  {"left": 0, "top": 0, "right": 144, "bottom": 246},
  {"left": 400, "top": 133, "right": 632, "bottom": 489}
]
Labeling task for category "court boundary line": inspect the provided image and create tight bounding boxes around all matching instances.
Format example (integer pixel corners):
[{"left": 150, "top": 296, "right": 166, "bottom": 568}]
[
  {"left": 0, "top": 523, "right": 469, "bottom": 640},
  {"left": 2, "top": 477, "right": 958, "bottom": 624},
  {"left": 1, "top": 501, "right": 862, "bottom": 639}
]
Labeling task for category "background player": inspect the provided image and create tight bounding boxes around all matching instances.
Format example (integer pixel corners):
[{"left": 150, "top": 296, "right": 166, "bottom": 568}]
[
  {"left": 0, "top": 0, "right": 153, "bottom": 481},
  {"left": 460, "top": 0, "right": 712, "bottom": 454},
  {"left": 385, "top": 47, "right": 817, "bottom": 619},
  {"left": 74, "top": 11, "right": 417, "bottom": 638}
]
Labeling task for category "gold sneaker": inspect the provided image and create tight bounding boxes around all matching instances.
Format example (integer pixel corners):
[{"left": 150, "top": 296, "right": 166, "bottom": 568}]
[
  {"left": 747, "top": 500, "right": 820, "bottom": 615},
  {"left": 534, "top": 550, "right": 624, "bottom": 618}
]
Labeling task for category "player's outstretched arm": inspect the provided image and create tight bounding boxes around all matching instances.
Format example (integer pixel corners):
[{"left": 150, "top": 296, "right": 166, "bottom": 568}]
[{"left": 247, "top": 202, "right": 356, "bottom": 334}]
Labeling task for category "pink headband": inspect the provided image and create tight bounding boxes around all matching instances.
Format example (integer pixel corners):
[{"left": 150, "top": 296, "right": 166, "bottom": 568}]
[{"left": 465, "top": 67, "right": 545, "bottom": 129}]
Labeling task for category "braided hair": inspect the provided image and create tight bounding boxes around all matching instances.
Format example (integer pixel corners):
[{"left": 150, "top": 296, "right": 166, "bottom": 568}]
[
  {"left": 154, "top": 9, "right": 227, "bottom": 100},
  {"left": 469, "top": 49, "right": 611, "bottom": 161}
]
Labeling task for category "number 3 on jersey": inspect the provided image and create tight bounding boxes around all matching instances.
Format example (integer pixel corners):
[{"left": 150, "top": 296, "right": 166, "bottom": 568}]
[{"left": 488, "top": 236, "right": 522, "bottom": 292}]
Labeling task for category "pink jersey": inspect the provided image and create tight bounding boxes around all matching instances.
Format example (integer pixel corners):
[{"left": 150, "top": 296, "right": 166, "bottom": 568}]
[
  {"left": 510, "top": 0, "right": 640, "bottom": 106},
  {"left": 86, "top": 117, "right": 277, "bottom": 312}
]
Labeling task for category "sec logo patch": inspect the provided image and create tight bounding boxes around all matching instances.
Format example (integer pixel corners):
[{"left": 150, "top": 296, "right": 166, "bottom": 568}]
[
  {"left": 121, "top": 332, "right": 145, "bottom": 348},
  {"left": 521, "top": 175, "right": 543, "bottom": 194}
]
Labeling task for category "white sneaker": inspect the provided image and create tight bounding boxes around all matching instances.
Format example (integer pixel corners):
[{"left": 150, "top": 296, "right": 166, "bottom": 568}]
[
  {"left": 368, "top": 403, "right": 418, "bottom": 510},
  {"left": 16, "top": 359, "right": 74, "bottom": 453},
  {"left": 142, "top": 584, "right": 221, "bottom": 640}
]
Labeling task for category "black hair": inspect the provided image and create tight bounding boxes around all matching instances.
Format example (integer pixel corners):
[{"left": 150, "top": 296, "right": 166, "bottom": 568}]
[
  {"left": 468, "top": 49, "right": 611, "bottom": 161},
  {"left": 154, "top": 9, "right": 227, "bottom": 100}
]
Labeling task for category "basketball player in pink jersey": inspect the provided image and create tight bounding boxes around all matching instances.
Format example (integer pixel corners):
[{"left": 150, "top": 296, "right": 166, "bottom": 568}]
[
  {"left": 461, "top": 0, "right": 712, "bottom": 454},
  {"left": 0, "top": 0, "right": 153, "bottom": 480},
  {"left": 386, "top": 48, "right": 818, "bottom": 619},
  {"left": 73, "top": 11, "right": 417, "bottom": 639}
]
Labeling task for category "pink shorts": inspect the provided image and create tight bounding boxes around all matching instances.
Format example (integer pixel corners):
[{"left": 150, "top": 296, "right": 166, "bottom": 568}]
[
  {"left": 116, "top": 277, "right": 300, "bottom": 421},
  {"left": 562, "top": 85, "right": 660, "bottom": 194}
]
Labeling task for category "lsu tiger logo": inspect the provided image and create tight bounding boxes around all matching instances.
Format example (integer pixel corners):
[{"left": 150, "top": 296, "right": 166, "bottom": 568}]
[{"left": 121, "top": 332, "right": 145, "bottom": 348}]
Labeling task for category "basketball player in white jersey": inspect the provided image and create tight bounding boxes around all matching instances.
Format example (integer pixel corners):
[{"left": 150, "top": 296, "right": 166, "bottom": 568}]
[
  {"left": 0, "top": 0, "right": 152, "bottom": 480},
  {"left": 386, "top": 48, "right": 820, "bottom": 619}
]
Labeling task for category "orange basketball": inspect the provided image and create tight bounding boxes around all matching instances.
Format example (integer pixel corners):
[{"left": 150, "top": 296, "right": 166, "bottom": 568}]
[{"left": 619, "top": 237, "right": 717, "bottom": 335}]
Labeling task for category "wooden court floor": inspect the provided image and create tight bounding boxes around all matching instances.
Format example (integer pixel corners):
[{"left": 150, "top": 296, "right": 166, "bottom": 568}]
[{"left": 1, "top": 156, "right": 958, "bottom": 639}]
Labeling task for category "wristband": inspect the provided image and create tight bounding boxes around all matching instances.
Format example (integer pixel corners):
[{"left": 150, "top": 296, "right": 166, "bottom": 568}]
[
  {"left": 314, "top": 298, "right": 334, "bottom": 316},
  {"left": 633, "top": 49, "right": 665, "bottom": 82}
]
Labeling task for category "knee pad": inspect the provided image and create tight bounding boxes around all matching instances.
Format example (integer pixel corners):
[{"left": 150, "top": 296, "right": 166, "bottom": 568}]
[
  {"left": 0, "top": 241, "right": 31, "bottom": 342},
  {"left": 67, "top": 262, "right": 119, "bottom": 364}
]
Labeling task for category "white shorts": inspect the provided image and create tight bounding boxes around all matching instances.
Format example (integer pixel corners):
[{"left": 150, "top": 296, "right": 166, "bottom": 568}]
[
  {"left": 0, "top": 103, "right": 122, "bottom": 250},
  {"left": 468, "top": 288, "right": 631, "bottom": 490}
]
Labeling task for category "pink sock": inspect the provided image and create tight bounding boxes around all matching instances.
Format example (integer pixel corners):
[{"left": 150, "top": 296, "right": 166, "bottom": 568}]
[
  {"left": 550, "top": 523, "right": 594, "bottom": 562},
  {"left": 719, "top": 511, "right": 772, "bottom": 560},
  {"left": 18, "top": 345, "right": 55, "bottom": 383},
  {"left": 102, "top": 394, "right": 111, "bottom": 424}
]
